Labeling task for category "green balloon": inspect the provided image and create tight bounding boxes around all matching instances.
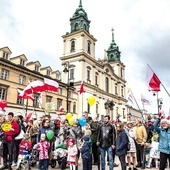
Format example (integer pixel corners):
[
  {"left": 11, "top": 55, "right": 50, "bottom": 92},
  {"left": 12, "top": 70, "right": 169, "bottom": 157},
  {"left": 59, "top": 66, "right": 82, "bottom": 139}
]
[{"left": 46, "top": 130, "right": 54, "bottom": 140}]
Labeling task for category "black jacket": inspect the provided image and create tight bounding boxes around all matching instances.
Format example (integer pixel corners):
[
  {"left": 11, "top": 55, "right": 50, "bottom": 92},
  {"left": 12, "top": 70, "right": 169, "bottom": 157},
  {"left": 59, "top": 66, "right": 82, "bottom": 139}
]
[{"left": 97, "top": 123, "right": 116, "bottom": 147}]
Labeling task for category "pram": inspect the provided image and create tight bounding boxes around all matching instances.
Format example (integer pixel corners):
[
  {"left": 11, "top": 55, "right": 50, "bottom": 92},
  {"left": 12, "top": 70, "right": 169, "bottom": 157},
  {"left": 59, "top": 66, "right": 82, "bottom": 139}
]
[
  {"left": 14, "top": 150, "right": 32, "bottom": 170},
  {"left": 29, "top": 144, "right": 39, "bottom": 167},
  {"left": 51, "top": 143, "right": 67, "bottom": 170}
]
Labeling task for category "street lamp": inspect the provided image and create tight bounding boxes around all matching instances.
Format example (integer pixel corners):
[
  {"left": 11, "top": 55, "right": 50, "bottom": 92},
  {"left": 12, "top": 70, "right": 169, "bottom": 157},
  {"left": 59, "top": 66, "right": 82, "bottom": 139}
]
[
  {"left": 63, "top": 62, "right": 69, "bottom": 113},
  {"left": 104, "top": 100, "right": 114, "bottom": 119}
]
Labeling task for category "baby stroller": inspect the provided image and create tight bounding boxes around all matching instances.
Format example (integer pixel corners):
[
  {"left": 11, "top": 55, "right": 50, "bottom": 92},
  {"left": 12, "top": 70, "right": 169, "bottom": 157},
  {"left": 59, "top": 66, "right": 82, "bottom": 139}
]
[
  {"left": 51, "top": 143, "right": 67, "bottom": 170},
  {"left": 15, "top": 150, "right": 32, "bottom": 170},
  {"left": 29, "top": 144, "right": 39, "bottom": 167}
]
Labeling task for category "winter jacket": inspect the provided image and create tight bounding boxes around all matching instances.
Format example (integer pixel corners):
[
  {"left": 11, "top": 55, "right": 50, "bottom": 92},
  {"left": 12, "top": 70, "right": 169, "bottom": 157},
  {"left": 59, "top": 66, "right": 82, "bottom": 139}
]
[
  {"left": 97, "top": 123, "right": 116, "bottom": 147},
  {"left": 67, "top": 144, "right": 78, "bottom": 163},
  {"left": 19, "top": 139, "right": 32, "bottom": 154},
  {"left": 86, "top": 117, "right": 98, "bottom": 142},
  {"left": 80, "top": 141, "right": 92, "bottom": 159},
  {"left": 3, "top": 121, "right": 19, "bottom": 142},
  {"left": 36, "top": 140, "right": 50, "bottom": 160},
  {"left": 115, "top": 129, "right": 128, "bottom": 156},
  {"left": 37, "top": 126, "right": 53, "bottom": 142},
  {"left": 153, "top": 119, "right": 170, "bottom": 154}
]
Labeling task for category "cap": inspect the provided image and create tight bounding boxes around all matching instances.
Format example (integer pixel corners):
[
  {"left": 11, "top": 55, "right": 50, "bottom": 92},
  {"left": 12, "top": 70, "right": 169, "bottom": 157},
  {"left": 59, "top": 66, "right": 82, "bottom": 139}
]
[
  {"left": 40, "top": 133, "right": 46, "bottom": 138},
  {"left": 68, "top": 138, "right": 75, "bottom": 144},
  {"left": 160, "top": 119, "right": 170, "bottom": 125},
  {"left": 83, "top": 135, "right": 90, "bottom": 141}
]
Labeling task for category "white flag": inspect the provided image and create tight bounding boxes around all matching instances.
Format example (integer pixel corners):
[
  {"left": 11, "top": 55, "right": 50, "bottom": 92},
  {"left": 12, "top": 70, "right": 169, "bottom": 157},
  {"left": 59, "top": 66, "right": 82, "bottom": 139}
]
[
  {"left": 127, "top": 88, "right": 134, "bottom": 105},
  {"left": 141, "top": 94, "right": 151, "bottom": 105}
]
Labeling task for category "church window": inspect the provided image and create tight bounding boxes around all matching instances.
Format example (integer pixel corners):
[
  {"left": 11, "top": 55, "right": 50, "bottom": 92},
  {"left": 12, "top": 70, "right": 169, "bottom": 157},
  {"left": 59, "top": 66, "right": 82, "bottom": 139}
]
[
  {"left": 71, "top": 41, "right": 75, "bottom": 52},
  {"left": 105, "top": 77, "right": 109, "bottom": 93}
]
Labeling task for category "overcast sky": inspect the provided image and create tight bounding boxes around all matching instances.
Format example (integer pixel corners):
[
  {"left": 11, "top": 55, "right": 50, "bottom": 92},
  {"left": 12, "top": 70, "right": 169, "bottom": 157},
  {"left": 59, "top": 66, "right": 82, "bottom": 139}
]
[{"left": 0, "top": 0, "right": 170, "bottom": 115}]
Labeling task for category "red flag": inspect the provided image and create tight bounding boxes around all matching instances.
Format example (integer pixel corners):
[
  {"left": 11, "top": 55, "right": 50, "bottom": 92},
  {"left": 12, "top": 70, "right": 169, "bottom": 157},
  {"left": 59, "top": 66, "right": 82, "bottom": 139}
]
[
  {"left": 18, "top": 89, "right": 34, "bottom": 101},
  {"left": 23, "top": 80, "right": 45, "bottom": 94},
  {"left": 43, "top": 78, "right": 59, "bottom": 92},
  {"left": 146, "top": 65, "right": 161, "bottom": 91},
  {"left": 79, "top": 81, "right": 85, "bottom": 94}
]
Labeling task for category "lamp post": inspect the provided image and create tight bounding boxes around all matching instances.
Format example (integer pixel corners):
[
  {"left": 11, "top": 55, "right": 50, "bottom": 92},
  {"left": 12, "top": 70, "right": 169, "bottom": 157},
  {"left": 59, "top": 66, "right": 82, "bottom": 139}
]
[
  {"left": 104, "top": 100, "right": 114, "bottom": 119},
  {"left": 63, "top": 62, "right": 69, "bottom": 113}
]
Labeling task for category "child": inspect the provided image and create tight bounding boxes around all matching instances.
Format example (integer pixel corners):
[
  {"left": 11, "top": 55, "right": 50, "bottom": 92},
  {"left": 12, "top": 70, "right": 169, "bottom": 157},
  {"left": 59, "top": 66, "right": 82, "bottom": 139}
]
[
  {"left": 146, "top": 133, "right": 160, "bottom": 169},
  {"left": 67, "top": 138, "right": 78, "bottom": 170},
  {"left": 16, "top": 134, "right": 32, "bottom": 169},
  {"left": 80, "top": 135, "right": 92, "bottom": 170},
  {"left": 36, "top": 133, "right": 50, "bottom": 170}
]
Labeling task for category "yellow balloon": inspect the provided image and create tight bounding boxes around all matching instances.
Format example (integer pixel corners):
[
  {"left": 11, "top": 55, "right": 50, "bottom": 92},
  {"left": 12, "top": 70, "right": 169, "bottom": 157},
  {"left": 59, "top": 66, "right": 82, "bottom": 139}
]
[
  {"left": 2, "top": 122, "right": 12, "bottom": 132},
  {"left": 87, "top": 96, "right": 96, "bottom": 106},
  {"left": 66, "top": 113, "right": 72, "bottom": 120},
  {"left": 69, "top": 117, "right": 75, "bottom": 126}
]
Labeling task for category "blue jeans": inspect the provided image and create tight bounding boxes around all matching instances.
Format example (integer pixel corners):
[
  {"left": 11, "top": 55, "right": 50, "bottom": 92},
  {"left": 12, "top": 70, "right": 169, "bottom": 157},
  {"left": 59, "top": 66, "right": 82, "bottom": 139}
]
[
  {"left": 99, "top": 146, "right": 113, "bottom": 170},
  {"left": 38, "top": 159, "right": 49, "bottom": 170}
]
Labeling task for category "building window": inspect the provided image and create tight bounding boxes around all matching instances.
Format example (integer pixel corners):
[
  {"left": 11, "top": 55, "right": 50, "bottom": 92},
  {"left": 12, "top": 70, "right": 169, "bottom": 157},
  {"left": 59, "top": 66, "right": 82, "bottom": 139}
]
[
  {"left": 33, "top": 93, "right": 40, "bottom": 108},
  {"left": 70, "top": 69, "right": 74, "bottom": 79},
  {"left": 121, "top": 67, "right": 123, "bottom": 77},
  {"left": 19, "top": 75, "right": 25, "bottom": 85},
  {"left": 57, "top": 99, "right": 62, "bottom": 110},
  {"left": 115, "top": 85, "right": 118, "bottom": 95},
  {"left": 96, "top": 103, "right": 98, "bottom": 114},
  {"left": 87, "top": 42, "right": 91, "bottom": 54},
  {"left": 95, "top": 75, "right": 98, "bottom": 86},
  {"left": 17, "top": 98, "right": 24, "bottom": 105},
  {"left": 46, "top": 70, "right": 50, "bottom": 76},
  {"left": 46, "top": 96, "right": 52, "bottom": 103},
  {"left": 3, "top": 52, "right": 8, "bottom": 59},
  {"left": 58, "top": 88, "right": 62, "bottom": 95},
  {"left": 1, "top": 69, "right": 9, "bottom": 80},
  {"left": 71, "top": 41, "right": 75, "bottom": 52},
  {"left": 105, "top": 77, "right": 109, "bottom": 93},
  {"left": 35, "top": 65, "right": 39, "bottom": 72},
  {"left": 0, "top": 87, "right": 7, "bottom": 99},
  {"left": 73, "top": 102, "right": 76, "bottom": 113},
  {"left": 56, "top": 74, "right": 60, "bottom": 80},
  {"left": 87, "top": 70, "right": 90, "bottom": 81},
  {"left": 121, "top": 86, "right": 124, "bottom": 97},
  {"left": 20, "top": 59, "right": 25, "bottom": 66}
]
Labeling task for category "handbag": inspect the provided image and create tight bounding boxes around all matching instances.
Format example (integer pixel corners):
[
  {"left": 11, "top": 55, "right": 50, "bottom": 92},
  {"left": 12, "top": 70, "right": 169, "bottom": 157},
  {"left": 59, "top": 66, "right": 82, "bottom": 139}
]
[{"left": 15, "top": 129, "right": 25, "bottom": 140}]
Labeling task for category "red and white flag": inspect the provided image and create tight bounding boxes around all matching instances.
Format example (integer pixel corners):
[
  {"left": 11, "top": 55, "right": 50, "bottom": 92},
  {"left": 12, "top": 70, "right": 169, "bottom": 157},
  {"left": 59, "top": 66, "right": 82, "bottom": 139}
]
[
  {"left": 23, "top": 80, "right": 45, "bottom": 94},
  {"left": 79, "top": 81, "right": 85, "bottom": 94},
  {"left": 59, "top": 106, "right": 64, "bottom": 112},
  {"left": 146, "top": 65, "right": 161, "bottom": 92},
  {"left": 141, "top": 94, "right": 151, "bottom": 105},
  {"left": 43, "top": 78, "right": 59, "bottom": 92},
  {"left": 18, "top": 89, "right": 34, "bottom": 101}
]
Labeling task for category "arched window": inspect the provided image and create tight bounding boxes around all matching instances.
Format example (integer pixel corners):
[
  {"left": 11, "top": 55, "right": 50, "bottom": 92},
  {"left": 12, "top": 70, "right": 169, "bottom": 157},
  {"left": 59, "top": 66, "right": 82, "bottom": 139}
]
[
  {"left": 74, "top": 23, "right": 79, "bottom": 31},
  {"left": 87, "top": 42, "right": 91, "bottom": 54},
  {"left": 71, "top": 41, "right": 75, "bottom": 52},
  {"left": 105, "top": 77, "right": 109, "bottom": 93}
]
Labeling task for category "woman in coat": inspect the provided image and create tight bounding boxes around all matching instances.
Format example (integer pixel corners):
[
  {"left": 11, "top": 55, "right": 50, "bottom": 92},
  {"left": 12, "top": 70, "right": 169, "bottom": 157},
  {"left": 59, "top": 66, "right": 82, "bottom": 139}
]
[
  {"left": 115, "top": 122, "right": 129, "bottom": 170},
  {"left": 154, "top": 117, "right": 170, "bottom": 170}
]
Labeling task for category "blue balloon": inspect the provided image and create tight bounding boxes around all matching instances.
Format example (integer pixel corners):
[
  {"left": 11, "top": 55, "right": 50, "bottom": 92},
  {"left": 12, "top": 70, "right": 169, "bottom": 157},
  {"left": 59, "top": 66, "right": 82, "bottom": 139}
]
[{"left": 78, "top": 117, "right": 86, "bottom": 127}]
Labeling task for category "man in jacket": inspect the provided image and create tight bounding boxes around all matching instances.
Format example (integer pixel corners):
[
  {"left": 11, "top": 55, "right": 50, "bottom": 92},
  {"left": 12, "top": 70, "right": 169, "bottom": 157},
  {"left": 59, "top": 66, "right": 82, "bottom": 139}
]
[{"left": 97, "top": 115, "right": 116, "bottom": 170}]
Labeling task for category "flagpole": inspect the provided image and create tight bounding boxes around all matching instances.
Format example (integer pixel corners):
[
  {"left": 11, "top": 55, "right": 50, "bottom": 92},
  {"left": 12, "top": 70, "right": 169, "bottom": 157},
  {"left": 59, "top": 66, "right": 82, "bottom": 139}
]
[
  {"left": 131, "top": 90, "right": 145, "bottom": 120},
  {"left": 82, "top": 92, "right": 83, "bottom": 113},
  {"left": 147, "top": 64, "right": 170, "bottom": 97}
]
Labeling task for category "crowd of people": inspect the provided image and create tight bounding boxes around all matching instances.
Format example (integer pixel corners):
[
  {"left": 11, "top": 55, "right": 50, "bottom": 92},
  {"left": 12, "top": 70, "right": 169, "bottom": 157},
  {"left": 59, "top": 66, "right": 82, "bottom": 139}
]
[{"left": 0, "top": 111, "right": 170, "bottom": 170}]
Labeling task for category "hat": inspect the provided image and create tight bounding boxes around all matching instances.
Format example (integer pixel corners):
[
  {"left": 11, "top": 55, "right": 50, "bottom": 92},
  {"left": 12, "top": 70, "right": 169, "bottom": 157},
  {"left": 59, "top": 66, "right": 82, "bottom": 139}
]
[
  {"left": 83, "top": 135, "right": 90, "bottom": 141},
  {"left": 68, "top": 138, "right": 75, "bottom": 144},
  {"left": 127, "top": 121, "right": 133, "bottom": 125},
  {"left": 40, "top": 133, "right": 46, "bottom": 138},
  {"left": 160, "top": 119, "right": 170, "bottom": 125},
  {"left": 15, "top": 112, "right": 22, "bottom": 117}
]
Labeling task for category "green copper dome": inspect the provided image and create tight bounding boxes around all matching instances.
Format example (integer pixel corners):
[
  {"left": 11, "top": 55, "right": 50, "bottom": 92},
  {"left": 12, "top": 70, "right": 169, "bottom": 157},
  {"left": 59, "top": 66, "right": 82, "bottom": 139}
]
[
  {"left": 70, "top": 0, "right": 91, "bottom": 33},
  {"left": 107, "top": 29, "right": 121, "bottom": 62}
]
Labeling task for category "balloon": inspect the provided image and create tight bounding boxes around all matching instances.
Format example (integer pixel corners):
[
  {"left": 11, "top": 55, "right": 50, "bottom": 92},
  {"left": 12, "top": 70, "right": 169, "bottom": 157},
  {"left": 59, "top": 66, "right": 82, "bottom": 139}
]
[
  {"left": 66, "top": 113, "right": 72, "bottom": 120},
  {"left": 78, "top": 117, "right": 86, "bottom": 127},
  {"left": 2, "top": 122, "right": 11, "bottom": 132},
  {"left": 46, "top": 130, "right": 54, "bottom": 140},
  {"left": 87, "top": 96, "right": 96, "bottom": 106},
  {"left": 69, "top": 117, "right": 75, "bottom": 126},
  {"left": 0, "top": 100, "right": 7, "bottom": 111}
]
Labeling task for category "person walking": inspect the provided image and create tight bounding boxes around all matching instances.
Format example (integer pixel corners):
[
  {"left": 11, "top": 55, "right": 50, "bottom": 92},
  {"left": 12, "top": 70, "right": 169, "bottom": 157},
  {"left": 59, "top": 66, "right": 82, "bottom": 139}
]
[
  {"left": 154, "top": 117, "right": 170, "bottom": 170},
  {"left": 115, "top": 122, "right": 129, "bottom": 170},
  {"left": 97, "top": 115, "right": 116, "bottom": 170},
  {"left": 82, "top": 111, "right": 99, "bottom": 165}
]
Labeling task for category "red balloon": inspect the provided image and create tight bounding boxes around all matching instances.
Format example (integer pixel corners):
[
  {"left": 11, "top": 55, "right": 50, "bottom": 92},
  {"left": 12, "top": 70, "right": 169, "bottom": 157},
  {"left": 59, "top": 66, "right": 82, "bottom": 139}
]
[{"left": 0, "top": 100, "right": 7, "bottom": 111}]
